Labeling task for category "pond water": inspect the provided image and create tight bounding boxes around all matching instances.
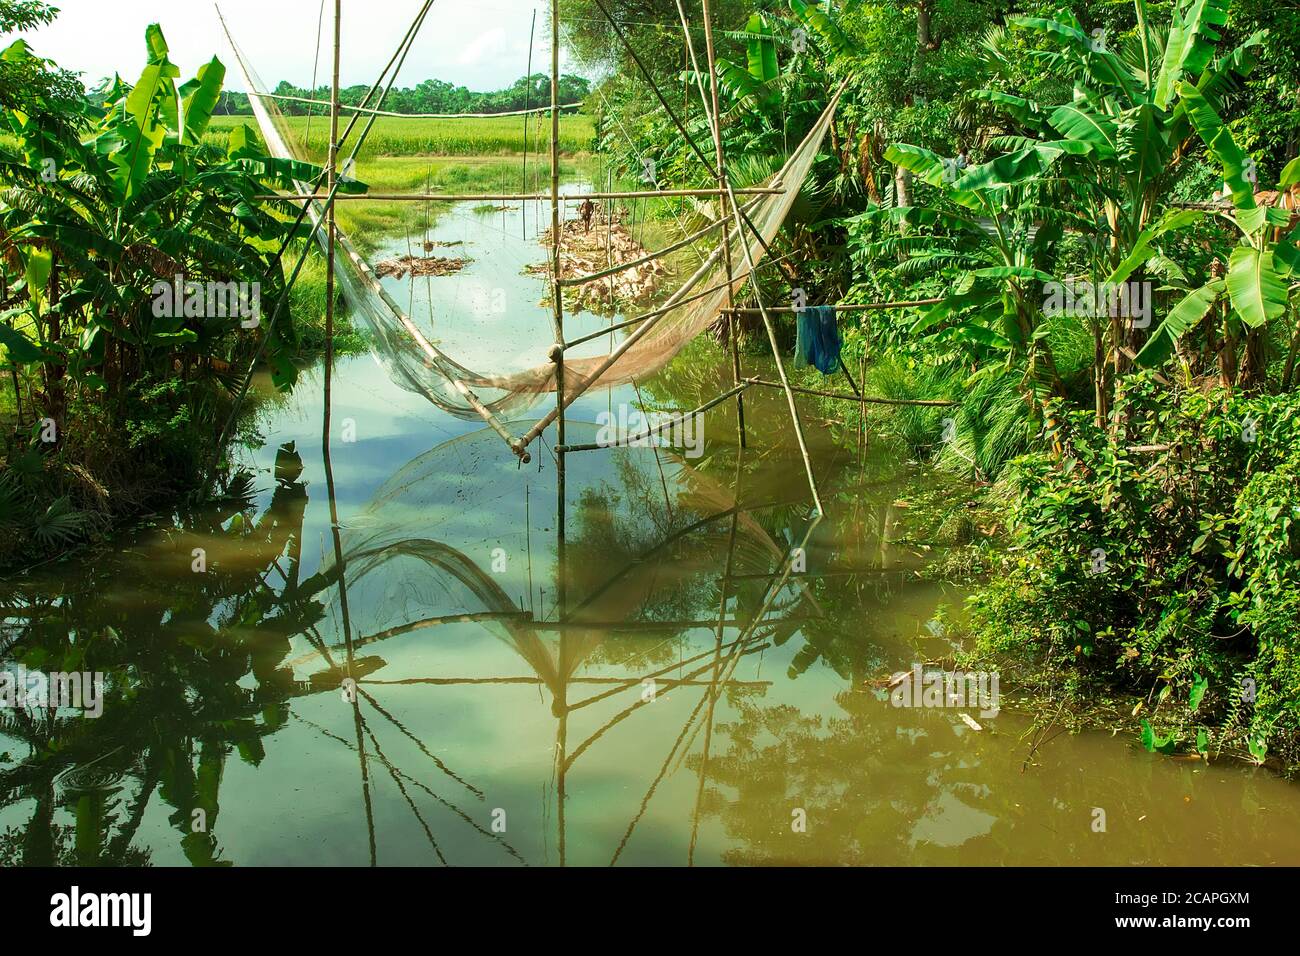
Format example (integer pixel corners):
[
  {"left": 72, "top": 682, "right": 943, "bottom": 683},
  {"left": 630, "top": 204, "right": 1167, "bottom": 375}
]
[{"left": 3, "top": 197, "right": 1299, "bottom": 867}]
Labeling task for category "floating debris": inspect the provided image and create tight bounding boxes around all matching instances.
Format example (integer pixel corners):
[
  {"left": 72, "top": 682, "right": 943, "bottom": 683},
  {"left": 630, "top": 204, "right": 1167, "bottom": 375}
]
[
  {"left": 375, "top": 254, "right": 471, "bottom": 280},
  {"left": 530, "top": 212, "right": 666, "bottom": 309}
]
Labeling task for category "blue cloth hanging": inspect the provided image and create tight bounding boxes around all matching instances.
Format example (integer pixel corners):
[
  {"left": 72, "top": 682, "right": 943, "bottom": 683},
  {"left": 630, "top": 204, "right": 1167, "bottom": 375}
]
[{"left": 794, "top": 305, "right": 842, "bottom": 375}]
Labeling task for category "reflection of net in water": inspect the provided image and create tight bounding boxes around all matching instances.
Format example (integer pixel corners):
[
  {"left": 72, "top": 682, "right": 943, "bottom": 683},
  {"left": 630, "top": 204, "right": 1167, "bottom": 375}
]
[
  {"left": 222, "top": 26, "right": 840, "bottom": 423},
  {"left": 313, "top": 425, "right": 817, "bottom": 683}
]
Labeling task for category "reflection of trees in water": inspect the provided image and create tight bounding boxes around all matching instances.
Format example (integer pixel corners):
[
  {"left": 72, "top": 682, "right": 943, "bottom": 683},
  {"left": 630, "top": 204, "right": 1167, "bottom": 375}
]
[
  {"left": 691, "top": 684, "right": 1293, "bottom": 866},
  {"left": 0, "top": 445, "right": 318, "bottom": 866},
  {"left": 567, "top": 452, "right": 719, "bottom": 670},
  {"left": 692, "top": 690, "right": 1012, "bottom": 866},
  {"left": 0, "top": 406, "right": 955, "bottom": 866}
]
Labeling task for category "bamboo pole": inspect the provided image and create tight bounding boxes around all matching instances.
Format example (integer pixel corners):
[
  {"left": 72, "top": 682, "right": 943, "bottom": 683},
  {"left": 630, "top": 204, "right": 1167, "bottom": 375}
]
[
  {"left": 529, "top": 615, "right": 820, "bottom": 631},
  {"left": 562, "top": 278, "right": 735, "bottom": 348},
  {"left": 698, "top": 0, "right": 746, "bottom": 448},
  {"left": 257, "top": 187, "right": 784, "bottom": 202},
  {"left": 361, "top": 676, "right": 771, "bottom": 688},
  {"left": 324, "top": 0, "right": 340, "bottom": 407},
  {"left": 550, "top": 0, "right": 569, "bottom": 684},
  {"left": 559, "top": 239, "right": 791, "bottom": 350},
  {"left": 721, "top": 298, "right": 943, "bottom": 314},
  {"left": 556, "top": 378, "right": 756, "bottom": 452},
  {"left": 748, "top": 378, "right": 957, "bottom": 405},
  {"left": 513, "top": 225, "right": 732, "bottom": 453},
  {"left": 212, "top": 1, "right": 435, "bottom": 461},
  {"left": 722, "top": 179, "right": 824, "bottom": 514},
  {"left": 522, "top": 10, "right": 536, "bottom": 239},
  {"left": 320, "top": 0, "right": 374, "bottom": 864}
]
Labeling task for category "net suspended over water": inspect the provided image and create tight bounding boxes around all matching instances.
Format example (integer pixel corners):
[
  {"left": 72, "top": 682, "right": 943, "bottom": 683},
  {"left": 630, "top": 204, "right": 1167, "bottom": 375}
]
[{"left": 222, "top": 19, "right": 840, "bottom": 428}]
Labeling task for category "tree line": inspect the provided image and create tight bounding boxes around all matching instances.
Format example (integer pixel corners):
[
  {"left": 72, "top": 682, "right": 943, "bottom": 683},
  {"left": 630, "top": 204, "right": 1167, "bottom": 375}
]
[{"left": 211, "top": 72, "right": 593, "bottom": 115}]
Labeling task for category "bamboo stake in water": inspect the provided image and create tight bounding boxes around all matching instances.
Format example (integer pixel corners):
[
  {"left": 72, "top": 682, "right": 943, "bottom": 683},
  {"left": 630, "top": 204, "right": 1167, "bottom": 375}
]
[
  {"left": 522, "top": 10, "right": 535, "bottom": 239},
  {"left": 549, "top": 0, "right": 568, "bottom": 866},
  {"left": 696, "top": 0, "right": 746, "bottom": 448}
]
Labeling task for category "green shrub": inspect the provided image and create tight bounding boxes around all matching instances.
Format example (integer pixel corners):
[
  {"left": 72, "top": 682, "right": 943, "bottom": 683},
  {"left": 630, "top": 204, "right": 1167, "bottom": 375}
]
[{"left": 969, "top": 375, "right": 1300, "bottom": 766}]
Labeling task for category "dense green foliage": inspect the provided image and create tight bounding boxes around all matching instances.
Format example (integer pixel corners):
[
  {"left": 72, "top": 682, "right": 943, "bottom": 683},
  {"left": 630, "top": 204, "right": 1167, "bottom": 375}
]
[
  {"left": 972, "top": 378, "right": 1300, "bottom": 763},
  {"left": 0, "top": 7, "right": 340, "bottom": 568}
]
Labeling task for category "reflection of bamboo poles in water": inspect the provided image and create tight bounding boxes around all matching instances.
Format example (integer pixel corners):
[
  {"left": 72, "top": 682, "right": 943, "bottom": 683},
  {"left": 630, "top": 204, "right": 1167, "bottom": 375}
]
[
  {"left": 362, "top": 716, "right": 447, "bottom": 864},
  {"left": 548, "top": 430, "right": 824, "bottom": 862},
  {"left": 298, "top": 416, "right": 823, "bottom": 864},
  {"left": 321, "top": 0, "right": 377, "bottom": 868},
  {"left": 563, "top": 643, "right": 771, "bottom": 769},
  {"left": 358, "top": 688, "right": 483, "bottom": 799},
  {"left": 291, "top": 604, "right": 525, "bottom": 862},
  {"left": 363, "top": 676, "right": 770, "bottom": 689},
  {"left": 549, "top": 0, "right": 569, "bottom": 861},
  {"left": 291, "top": 710, "right": 527, "bottom": 865},
  {"left": 607, "top": 515, "right": 825, "bottom": 864},
  {"left": 689, "top": 449, "right": 742, "bottom": 864}
]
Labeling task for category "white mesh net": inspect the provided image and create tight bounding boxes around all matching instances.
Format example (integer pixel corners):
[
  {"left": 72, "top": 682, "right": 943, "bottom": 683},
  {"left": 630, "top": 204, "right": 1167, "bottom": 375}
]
[{"left": 222, "top": 18, "right": 840, "bottom": 432}]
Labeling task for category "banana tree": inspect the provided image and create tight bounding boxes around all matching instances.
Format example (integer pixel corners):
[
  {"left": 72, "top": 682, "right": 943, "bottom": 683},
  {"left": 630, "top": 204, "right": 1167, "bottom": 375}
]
[
  {"left": 866, "top": 139, "right": 1087, "bottom": 407},
  {"left": 703, "top": 6, "right": 841, "bottom": 157},
  {"left": 0, "top": 24, "right": 343, "bottom": 426},
  {"left": 1136, "top": 92, "right": 1300, "bottom": 390},
  {"left": 883, "top": 0, "right": 1271, "bottom": 423}
]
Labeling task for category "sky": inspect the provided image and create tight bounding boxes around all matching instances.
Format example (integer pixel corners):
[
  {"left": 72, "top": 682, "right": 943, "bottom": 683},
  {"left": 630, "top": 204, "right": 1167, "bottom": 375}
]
[{"left": 14, "top": 0, "right": 578, "bottom": 93}]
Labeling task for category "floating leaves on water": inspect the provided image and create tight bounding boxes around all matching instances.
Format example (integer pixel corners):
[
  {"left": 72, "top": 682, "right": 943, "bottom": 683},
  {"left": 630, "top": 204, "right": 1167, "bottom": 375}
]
[{"left": 375, "top": 255, "right": 472, "bottom": 279}]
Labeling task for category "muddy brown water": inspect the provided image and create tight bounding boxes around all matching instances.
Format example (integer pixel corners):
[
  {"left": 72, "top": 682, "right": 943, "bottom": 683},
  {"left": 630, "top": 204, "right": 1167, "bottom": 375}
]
[{"left": 2, "top": 198, "right": 1298, "bottom": 866}]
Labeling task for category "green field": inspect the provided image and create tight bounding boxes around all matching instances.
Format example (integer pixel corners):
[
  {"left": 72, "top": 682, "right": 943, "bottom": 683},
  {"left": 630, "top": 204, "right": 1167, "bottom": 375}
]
[
  {"left": 319, "top": 154, "right": 591, "bottom": 248},
  {"left": 207, "top": 113, "right": 594, "bottom": 158}
]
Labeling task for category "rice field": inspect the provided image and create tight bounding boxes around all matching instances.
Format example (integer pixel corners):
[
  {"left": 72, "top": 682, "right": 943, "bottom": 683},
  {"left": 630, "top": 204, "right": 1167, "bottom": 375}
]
[
  {"left": 206, "top": 113, "right": 594, "bottom": 157},
  {"left": 320, "top": 154, "right": 590, "bottom": 249}
]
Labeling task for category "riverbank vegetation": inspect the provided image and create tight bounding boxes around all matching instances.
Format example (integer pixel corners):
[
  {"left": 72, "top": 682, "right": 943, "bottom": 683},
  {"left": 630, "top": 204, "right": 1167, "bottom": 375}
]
[
  {"left": 584, "top": 0, "right": 1300, "bottom": 769},
  {"left": 0, "top": 6, "right": 347, "bottom": 569}
]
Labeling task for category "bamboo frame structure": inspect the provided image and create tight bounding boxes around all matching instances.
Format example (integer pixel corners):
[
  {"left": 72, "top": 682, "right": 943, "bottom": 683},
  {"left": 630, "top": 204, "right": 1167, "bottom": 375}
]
[
  {"left": 247, "top": 0, "right": 883, "bottom": 555},
  {"left": 698, "top": 0, "right": 746, "bottom": 449},
  {"left": 199, "top": 4, "right": 904, "bottom": 868}
]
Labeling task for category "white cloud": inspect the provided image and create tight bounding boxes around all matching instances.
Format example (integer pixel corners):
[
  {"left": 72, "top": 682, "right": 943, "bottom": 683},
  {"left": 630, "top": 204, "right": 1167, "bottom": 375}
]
[{"left": 455, "top": 26, "right": 508, "bottom": 67}]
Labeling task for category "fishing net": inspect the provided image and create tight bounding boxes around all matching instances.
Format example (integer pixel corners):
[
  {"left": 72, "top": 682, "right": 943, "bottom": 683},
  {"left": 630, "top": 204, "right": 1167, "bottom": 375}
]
[{"left": 222, "top": 18, "right": 840, "bottom": 430}]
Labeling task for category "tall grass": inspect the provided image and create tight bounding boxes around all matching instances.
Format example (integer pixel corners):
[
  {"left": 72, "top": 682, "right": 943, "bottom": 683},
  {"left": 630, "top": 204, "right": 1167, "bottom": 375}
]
[{"left": 206, "top": 113, "right": 594, "bottom": 157}]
